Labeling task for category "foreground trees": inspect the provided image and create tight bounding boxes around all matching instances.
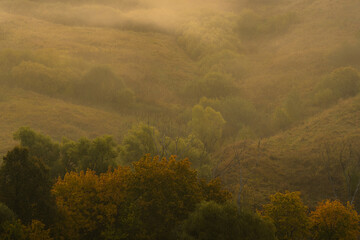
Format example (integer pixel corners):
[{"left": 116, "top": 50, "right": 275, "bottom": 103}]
[{"left": 52, "top": 155, "right": 231, "bottom": 240}]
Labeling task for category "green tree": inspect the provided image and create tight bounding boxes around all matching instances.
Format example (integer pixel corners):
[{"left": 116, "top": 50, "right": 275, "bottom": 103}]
[
  {"left": 178, "top": 201, "right": 276, "bottom": 240},
  {"left": 199, "top": 96, "right": 258, "bottom": 138},
  {"left": 0, "top": 147, "right": 55, "bottom": 225},
  {"left": 188, "top": 105, "right": 225, "bottom": 151},
  {"left": 168, "top": 134, "right": 211, "bottom": 178},
  {"left": 119, "top": 123, "right": 159, "bottom": 165},
  {"left": 260, "top": 191, "right": 310, "bottom": 240},
  {"left": 14, "top": 127, "right": 60, "bottom": 171},
  {"left": 61, "top": 136, "right": 118, "bottom": 174}
]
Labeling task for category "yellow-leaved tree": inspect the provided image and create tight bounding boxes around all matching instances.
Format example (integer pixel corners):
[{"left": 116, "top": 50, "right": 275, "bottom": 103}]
[{"left": 260, "top": 191, "right": 310, "bottom": 240}]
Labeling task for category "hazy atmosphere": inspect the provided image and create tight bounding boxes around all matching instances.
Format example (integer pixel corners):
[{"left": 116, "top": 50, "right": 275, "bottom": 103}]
[{"left": 1, "top": 0, "right": 360, "bottom": 239}]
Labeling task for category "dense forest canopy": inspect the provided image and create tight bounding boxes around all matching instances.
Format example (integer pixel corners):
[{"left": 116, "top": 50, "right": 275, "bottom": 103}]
[{"left": 1, "top": 0, "right": 360, "bottom": 238}]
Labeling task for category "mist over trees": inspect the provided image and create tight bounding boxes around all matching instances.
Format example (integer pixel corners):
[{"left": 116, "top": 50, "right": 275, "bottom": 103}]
[{"left": 1, "top": 0, "right": 360, "bottom": 238}]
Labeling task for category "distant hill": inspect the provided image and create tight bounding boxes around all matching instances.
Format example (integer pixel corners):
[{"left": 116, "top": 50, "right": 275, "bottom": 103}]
[{"left": 217, "top": 94, "right": 360, "bottom": 208}]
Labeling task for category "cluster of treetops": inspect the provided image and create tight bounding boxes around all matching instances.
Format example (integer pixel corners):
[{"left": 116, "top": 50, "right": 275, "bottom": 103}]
[
  {"left": 0, "top": 127, "right": 359, "bottom": 239},
  {"left": 1, "top": 49, "right": 360, "bottom": 141}
]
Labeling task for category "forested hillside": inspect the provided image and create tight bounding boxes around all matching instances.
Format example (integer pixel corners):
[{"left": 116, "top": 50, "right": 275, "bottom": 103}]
[{"left": 1, "top": 0, "right": 360, "bottom": 239}]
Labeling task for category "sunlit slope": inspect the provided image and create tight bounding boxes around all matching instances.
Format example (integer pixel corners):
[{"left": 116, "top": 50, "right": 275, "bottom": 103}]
[
  {"left": 218, "top": 95, "right": 360, "bottom": 207},
  {"left": 0, "top": 87, "right": 135, "bottom": 157},
  {"left": 0, "top": 10, "right": 198, "bottom": 103}
]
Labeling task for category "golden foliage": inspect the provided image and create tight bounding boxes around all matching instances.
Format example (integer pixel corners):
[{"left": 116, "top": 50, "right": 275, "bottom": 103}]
[
  {"left": 310, "top": 200, "right": 360, "bottom": 240},
  {"left": 260, "top": 191, "right": 309, "bottom": 240},
  {"left": 52, "top": 155, "right": 231, "bottom": 240}
]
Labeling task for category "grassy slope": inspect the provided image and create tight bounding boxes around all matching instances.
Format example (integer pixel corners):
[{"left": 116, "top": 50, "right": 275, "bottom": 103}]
[
  {"left": 0, "top": 86, "right": 136, "bottom": 158},
  {"left": 0, "top": 8, "right": 199, "bottom": 156},
  {"left": 218, "top": 94, "right": 360, "bottom": 208},
  {"left": 0, "top": 9, "right": 199, "bottom": 104}
]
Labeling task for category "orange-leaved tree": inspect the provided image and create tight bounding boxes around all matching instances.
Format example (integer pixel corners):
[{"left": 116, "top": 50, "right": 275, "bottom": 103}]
[
  {"left": 310, "top": 200, "right": 360, "bottom": 240},
  {"left": 52, "top": 155, "right": 231, "bottom": 240}
]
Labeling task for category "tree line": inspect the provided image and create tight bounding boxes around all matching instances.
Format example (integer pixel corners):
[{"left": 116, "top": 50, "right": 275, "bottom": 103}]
[{"left": 0, "top": 128, "right": 359, "bottom": 239}]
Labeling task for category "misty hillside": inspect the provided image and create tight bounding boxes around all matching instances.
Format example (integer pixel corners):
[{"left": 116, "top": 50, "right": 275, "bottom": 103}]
[
  {"left": 218, "top": 94, "right": 360, "bottom": 208},
  {"left": 1, "top": 0, "right": 360, "bottom": 238}
]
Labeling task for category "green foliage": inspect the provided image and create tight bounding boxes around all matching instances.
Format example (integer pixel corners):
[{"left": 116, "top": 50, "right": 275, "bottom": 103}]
[
  {"left": 178, "top": 201, "right": 276, "bottom": 240},
  {"left": 14, "top": 127, "right": 60, "bottom": 169},
  {"left": 260, "top": 191, "right": 309, "bottom": 240},
  {"left": 168, "top": 134, "right": 211, "bottom": 178},
  {"left": 119, "top": 123, "right": 159, "bottom": 165},
  {"left": 188, "top": 105, "right": 226, "bottom": 150},
  {"left": 61, "top": 135, "right": 118, "bottom": 174},
  {"left": 0, "top": 147, "right": 55, "bottom": 225},
  {"left": 199, "top": 96, "right": 258, "bottom": 137},
  {"left": 13, "top": 127, "right": 119, "bottom": 175}
]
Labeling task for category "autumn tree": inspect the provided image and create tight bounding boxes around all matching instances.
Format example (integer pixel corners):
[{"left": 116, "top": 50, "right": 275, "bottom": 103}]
[
  {"left": 52, "top": 155, "right": 231, "bottom": 240},
  {"left": 260, "top": 191, "right": 310, "bottom": 240},
  {"left": 52, "top": 169, "right": 131, "bottom": 240},
  {"left": 0, "top": 147, "right": 55, "bottom": 225},
  {"left": 178, "top": 201, "right": 276, "bottom": 240},
  {"left": 310, "top": 200, "right": 360, "bottom": 240},
  {"left": 125, "top": 155, "right": 230, "bottom": 239}
]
